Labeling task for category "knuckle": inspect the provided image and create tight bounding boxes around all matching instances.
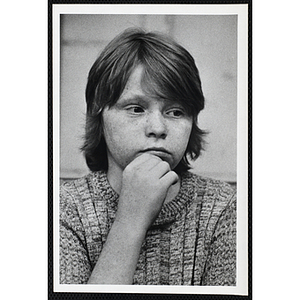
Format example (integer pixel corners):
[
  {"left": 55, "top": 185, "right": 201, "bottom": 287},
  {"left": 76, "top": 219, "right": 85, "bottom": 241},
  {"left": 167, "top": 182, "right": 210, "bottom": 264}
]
[
  {"left": 151, "top": 155, "right": 161, "bottom": 163},
  {"left": 123, "top": 165, "right": 136, "bottom": 178},
  {"left": 123, "top": 165, "right": 131, "bottom": 174},
  {"left": 170, "top": 170, "right": 179, "bottom": 179},
  {"left": 160, "top": 160, "right": 170, "bottom": 170}
]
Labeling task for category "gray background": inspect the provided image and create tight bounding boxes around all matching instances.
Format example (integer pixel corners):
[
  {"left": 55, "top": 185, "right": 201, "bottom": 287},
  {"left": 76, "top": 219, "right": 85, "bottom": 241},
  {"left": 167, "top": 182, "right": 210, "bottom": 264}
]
[{"left": 60, "top": 14, "right": 237, "bottom": 182}]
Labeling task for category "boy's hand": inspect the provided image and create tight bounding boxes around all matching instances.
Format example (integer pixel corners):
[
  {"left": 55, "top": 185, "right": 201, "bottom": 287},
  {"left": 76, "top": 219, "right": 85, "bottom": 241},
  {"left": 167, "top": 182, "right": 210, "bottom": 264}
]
[{"left": 115, "top": 153, "right": 178, "bottom": 232}]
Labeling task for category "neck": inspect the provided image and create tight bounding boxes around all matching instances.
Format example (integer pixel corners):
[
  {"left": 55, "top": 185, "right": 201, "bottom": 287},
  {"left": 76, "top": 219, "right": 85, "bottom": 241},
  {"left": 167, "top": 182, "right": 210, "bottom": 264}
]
[{"left": 106, "top": 163, "right": 123, "bottom": 195}]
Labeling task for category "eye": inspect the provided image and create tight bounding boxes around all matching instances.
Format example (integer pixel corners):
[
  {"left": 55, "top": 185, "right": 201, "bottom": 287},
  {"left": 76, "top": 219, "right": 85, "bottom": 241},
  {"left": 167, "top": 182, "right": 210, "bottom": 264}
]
[
  {"left": 127, "top": 105, "right": 145, "bottom": 114},
  {"left": 166, "top": 108, "right": 185, "bottom": 118}
]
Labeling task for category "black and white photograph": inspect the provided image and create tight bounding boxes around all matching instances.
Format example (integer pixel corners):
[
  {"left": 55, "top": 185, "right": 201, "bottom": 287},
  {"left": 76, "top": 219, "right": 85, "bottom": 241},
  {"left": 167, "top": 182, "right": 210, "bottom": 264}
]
[
  {"left": 51, "top": 2, "right": 249, "bottom": 298},
  {"left": 4, "top": 1, "right": 300, "bottom": 300}
]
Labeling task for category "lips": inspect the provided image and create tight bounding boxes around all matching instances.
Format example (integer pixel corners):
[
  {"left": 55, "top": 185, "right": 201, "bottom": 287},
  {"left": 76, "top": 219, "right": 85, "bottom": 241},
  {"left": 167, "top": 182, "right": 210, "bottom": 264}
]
[{"left": 140, "top": 148, "right": 172, "bottom": 160}]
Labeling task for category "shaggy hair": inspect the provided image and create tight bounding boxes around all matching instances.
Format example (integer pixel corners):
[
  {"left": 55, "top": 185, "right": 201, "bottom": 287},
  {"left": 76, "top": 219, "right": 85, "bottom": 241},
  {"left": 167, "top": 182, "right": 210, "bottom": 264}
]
[{"left": 81, "top": 28, "right": 206, "bottom": 173}]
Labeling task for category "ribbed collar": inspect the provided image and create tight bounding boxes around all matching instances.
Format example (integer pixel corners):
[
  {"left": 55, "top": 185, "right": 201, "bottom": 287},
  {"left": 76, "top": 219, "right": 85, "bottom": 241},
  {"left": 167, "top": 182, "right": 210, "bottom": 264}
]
[{"left": 90, "top": 170, "right": 198, "bottom": 226}]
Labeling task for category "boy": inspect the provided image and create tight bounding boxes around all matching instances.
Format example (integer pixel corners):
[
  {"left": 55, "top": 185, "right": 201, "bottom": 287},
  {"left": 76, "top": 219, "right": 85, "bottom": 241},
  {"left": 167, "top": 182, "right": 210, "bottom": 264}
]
[{"left": 60, "top": 28, "right": 236, "bottom": 285}]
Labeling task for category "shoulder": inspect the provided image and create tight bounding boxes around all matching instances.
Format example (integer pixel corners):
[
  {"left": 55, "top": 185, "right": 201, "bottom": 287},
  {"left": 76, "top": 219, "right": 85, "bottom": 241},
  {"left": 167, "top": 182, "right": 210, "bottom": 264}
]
[
  {"left": 59, "top": 172, "right": 98, "bottom": 213},
  {"left": 183, "top": 171, "right": 235, "bottom": 197},
  {"left": 60, "top": 175, "right": 90, "bottom": 201},
  {"left": 184, "top": 172, "right": 236, "bottom": 247},
  {"left": 183, "top": 171, "right": 236, "bottom": 215}
]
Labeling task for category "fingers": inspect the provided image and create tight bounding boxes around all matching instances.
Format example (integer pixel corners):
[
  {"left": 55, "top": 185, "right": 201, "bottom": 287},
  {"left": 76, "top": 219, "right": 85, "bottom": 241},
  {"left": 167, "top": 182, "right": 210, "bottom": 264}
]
[
  {"left": 126, "top": 153, "right": 161, "bottom": 170},
  {"left": 150, "top": 160, "right": 171, "bottom": 178},
  {"left": 124, "top": 152, "right": 177, "bottom": 186},
  {"left": 130, "top": 153, "right": 171, "bottom": 178},
  {"left": 160, "top": 170, "right": 179, "bottom": 186}
]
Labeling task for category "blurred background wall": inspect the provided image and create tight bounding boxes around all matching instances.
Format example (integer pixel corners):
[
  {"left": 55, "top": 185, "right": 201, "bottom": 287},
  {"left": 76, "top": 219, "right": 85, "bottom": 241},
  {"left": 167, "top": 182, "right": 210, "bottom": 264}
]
[{"left": 60, "top": 14, "right": 237, "bottom": 183}]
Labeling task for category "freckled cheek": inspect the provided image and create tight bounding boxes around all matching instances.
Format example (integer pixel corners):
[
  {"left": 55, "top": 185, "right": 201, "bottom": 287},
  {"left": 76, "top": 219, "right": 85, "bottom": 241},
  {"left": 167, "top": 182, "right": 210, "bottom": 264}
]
[
  {"left": 102, "top": 119, "right": 119, "bottom": 148},
  {"left": 102, "top": 117, "right": 141, "bottom": 152},
  {"left": 177, "top": 121, "right": 192, "bottom": 141},
  {"left": 171, "top": 123, "right": 192, "bottom": 153},
  {"left": 103, "top": 124, "right": 125, "bottom": 147},
  {"left": 102, "top": 112, "right": 124, "bottom": 138}
]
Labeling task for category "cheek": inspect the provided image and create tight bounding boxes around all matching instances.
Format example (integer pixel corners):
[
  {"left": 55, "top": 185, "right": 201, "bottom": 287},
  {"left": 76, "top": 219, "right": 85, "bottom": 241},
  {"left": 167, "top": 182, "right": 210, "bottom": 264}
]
[
  {"left": 102, "top": 113, "right": 138, "bottom": 155},
  {"left": 102, "top": 117, "right": 112, "bottom": 141},
  {"left": 180, "top": 122, "right": 193, "bottom": 142},
  {"left": 103, "top": 122, "right": 123, "bottom": 150},
  {"left": 172, "top": 122, "right": 193, "bottom": 152},
  {"left": 102, "top": 112, "right": 119, "bottom": 147}
]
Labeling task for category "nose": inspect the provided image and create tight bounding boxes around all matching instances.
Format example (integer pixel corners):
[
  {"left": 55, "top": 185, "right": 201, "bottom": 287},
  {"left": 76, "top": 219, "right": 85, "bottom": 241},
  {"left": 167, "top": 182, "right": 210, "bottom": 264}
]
[{"left": 145, "top": 111, "right": 167, "bottom": 139}]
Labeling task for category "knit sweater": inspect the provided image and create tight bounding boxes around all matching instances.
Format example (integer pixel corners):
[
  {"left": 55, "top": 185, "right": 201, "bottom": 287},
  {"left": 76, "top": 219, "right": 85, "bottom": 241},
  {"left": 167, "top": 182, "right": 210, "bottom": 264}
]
[{"left": 59, "top": 171, "right": 236, "bottom": 285}]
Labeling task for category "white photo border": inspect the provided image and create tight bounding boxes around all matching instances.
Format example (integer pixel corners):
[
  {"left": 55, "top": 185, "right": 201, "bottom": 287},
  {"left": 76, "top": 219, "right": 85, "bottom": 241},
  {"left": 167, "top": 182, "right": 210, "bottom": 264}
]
[{"left": 52, "top": 3, "right": 250, "bottom": 296}]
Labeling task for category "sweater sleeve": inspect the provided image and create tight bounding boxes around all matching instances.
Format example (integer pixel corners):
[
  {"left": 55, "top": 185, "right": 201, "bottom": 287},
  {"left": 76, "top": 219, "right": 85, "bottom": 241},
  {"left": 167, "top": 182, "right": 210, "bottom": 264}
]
[
  {"left": 201, "top": 192, "right": 237, "bottom": 286},
  {"left": 59, "top": 184, "right": 92, "bottom": 284}
]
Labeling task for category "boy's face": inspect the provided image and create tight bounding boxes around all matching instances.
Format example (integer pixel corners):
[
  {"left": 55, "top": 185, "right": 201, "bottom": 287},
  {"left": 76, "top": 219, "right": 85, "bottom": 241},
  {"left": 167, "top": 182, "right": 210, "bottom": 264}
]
[{"left": 102, "top": 65, "right": 193, "bottom": 173}]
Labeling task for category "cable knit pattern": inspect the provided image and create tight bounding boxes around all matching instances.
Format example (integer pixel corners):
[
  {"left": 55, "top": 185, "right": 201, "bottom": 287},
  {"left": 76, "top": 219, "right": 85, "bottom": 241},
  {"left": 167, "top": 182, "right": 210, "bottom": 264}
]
[{"left": 59, "top": 171, "right": 236, "bottom": 285}]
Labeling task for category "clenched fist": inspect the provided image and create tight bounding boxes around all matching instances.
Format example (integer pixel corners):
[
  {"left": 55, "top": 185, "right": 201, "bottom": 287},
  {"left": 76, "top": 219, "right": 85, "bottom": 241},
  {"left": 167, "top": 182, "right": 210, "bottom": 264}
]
[{"left": 114, "top": 153, "right": 179, "bottom": 232}]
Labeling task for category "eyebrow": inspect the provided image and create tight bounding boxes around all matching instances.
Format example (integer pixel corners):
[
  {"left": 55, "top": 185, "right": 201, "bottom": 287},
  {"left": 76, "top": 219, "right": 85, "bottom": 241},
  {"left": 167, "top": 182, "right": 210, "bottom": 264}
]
[
  {"left": 120, "top": 95, "right": 147, "bottom": 101},
  {"left": 116, "top": 95, "right": 148, "bottom": 105},
  {"left": 116, "top": 96, "right": 187, "bottom": 114}
]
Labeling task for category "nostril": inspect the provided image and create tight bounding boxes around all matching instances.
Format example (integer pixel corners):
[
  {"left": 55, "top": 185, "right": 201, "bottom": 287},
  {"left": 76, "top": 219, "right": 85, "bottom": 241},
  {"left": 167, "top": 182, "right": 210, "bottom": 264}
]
[{"left": 147, "top": 131, "right": 167, "bottom": 139}]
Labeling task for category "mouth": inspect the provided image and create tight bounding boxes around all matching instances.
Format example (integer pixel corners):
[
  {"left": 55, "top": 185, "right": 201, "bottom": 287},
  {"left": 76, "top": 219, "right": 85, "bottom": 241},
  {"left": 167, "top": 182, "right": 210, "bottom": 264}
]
[{"left": 140, "top": 148, "right": 172, "bottom": 160}]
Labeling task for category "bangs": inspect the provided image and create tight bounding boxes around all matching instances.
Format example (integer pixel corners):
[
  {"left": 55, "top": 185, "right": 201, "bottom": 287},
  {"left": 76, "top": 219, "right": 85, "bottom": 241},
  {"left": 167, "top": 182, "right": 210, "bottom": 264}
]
[
  {"left": 87, "top": 29, "right": 204, "bottom": 117},
  {"left": 137, "top": 38, "right": 204, "bottom": 117},
  {"left": 140, "top": 66, "right": 196, "bottom": 117}
]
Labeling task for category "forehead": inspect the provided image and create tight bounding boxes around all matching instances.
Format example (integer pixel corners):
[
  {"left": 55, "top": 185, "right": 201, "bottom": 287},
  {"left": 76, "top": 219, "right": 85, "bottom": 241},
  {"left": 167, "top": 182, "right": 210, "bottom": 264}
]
[
  {"left": 114, "top": 64, "right": 194, "bottom": 116},
  {"left": 120, "top": 65, "right": 145, "bottom": 98},
  {"left": 118, "top": 65, "right": 173, "bottom": 104}
]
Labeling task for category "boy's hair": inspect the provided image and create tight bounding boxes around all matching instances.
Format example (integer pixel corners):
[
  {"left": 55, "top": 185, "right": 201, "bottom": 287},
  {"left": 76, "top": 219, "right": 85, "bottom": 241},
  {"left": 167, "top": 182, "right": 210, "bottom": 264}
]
[{"left": 82, "top": 28, "right": 206, "bottom": 173}]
